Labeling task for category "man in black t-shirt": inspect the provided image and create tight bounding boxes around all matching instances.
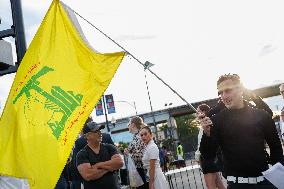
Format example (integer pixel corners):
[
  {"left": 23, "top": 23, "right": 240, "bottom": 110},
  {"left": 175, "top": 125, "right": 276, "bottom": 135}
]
[
  {"left": 71, "top": 117, "right": 115, "bottom": 189},
  {"left": 199, "top": 74, "right": 284, "bottom": 189},
  {"left": 76, "top": 121, "right": 123, "bottom": 189}
]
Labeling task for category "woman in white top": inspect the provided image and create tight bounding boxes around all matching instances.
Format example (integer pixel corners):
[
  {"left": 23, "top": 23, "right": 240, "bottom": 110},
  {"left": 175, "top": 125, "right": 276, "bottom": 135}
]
[{"left": 140, "top": 126, "right": 169, "bottom": 189}]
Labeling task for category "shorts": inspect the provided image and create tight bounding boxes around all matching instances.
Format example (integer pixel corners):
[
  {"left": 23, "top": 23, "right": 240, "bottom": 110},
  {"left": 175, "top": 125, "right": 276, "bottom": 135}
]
[{"left": 200, "top": 158, "right": 221, "bottom": 174}]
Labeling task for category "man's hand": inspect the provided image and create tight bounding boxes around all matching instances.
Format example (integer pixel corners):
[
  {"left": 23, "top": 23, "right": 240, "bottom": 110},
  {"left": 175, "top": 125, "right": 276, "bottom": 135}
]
[{"left": 197, "top": 113, "right": 212, "bottom": 136}]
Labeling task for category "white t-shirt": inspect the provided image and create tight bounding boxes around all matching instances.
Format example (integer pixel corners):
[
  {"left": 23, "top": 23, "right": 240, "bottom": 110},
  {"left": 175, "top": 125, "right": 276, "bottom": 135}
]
[
  {"left": 142, "top": 140, "right": 170, "bottom": 189},
  {"left": 142, "top": 140, "right": 160, "bottom": 171}
]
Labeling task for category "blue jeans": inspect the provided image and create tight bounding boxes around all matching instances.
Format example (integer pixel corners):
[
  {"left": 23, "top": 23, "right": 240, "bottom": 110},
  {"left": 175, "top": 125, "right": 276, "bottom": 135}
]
[
  {"left": 71, "top": 180, "right": 82, "bottom": 189},
  {"left": 227, "top": 180, "right": 277, "bottom": 189},
  {"left": 55, "top": 175, "right": 68, "bottom": 189}
]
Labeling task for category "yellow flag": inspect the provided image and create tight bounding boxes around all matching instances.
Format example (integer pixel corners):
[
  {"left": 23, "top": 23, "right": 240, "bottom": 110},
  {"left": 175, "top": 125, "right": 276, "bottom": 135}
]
[{"left": 0, "top": 0, "right": 125, "bottom": 188}]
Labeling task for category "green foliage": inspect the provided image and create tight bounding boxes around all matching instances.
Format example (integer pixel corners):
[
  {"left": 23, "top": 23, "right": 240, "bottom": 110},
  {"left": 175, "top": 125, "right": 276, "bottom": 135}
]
[
  {"left": 160, "top": 137, "right": 174, "bottom": 148},
  {"left": 159, "top": 124, "right": 169, "bottom": 132},
  {"left": 175, "top": 114, "right": 199, "bottom": 153},
  {"left": 118, "top": 141, "right": 129, "bottom": 151}
]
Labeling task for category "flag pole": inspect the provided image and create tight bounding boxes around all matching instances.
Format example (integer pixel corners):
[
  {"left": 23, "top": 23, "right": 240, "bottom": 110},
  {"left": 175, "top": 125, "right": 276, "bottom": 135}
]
[{"left": 72, "top": 9, "right": 197, "bottom": 113}]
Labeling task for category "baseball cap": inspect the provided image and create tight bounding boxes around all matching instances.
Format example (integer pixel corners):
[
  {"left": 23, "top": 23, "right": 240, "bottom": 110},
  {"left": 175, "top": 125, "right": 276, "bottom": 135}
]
[{"left": 83, "top": 121, "right": 105, "bottom": 134}]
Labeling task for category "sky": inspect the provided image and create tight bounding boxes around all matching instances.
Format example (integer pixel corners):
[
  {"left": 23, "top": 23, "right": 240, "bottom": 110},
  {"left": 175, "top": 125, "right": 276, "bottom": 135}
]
[{"left": 0, "top": 0, "right": 284, "bottom": 123}]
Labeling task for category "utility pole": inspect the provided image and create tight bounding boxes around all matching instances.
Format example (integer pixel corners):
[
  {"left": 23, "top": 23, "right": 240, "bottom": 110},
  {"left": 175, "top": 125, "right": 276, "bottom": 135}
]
[
  {"left": 10, "top": 0, "right": 27, "bottom": 64},
  {"left": 0, "top": 0, "right": 26, "bottom": 76},
  {"left": 102, "top": 95, "right": 110, "bottom": 133},
  {"left": 144, "top": 70, "right": 158, "bottom": 140},
  {"left": 165, "top": 103, "right": 173, "bottom": 139}
]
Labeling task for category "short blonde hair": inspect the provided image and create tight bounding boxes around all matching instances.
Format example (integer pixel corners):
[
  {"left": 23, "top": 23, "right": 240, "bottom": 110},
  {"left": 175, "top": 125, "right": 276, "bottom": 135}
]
[
  {"left": 217, "top": 74, "right": 241, "bottom": 86},
  {"left": 130, "top": 116, "right": 144, "bottom": 130}
]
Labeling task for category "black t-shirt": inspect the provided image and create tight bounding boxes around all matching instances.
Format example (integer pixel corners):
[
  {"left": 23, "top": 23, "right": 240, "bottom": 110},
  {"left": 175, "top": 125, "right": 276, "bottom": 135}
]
[{"left": 76, "top": 143, "right": 120, "bottom": 189}]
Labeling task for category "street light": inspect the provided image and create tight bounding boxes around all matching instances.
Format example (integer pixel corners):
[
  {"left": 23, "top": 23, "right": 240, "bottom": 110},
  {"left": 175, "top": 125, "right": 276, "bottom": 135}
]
[
  {"left": 165, "top": 103, "right": 173, "bottom": 139},
  {"left": 165, "top": 102, "right": 178, "bottom": 153},
  {"left": 165, "top": 103, "right": 173, "bottom": 107},
  {"left": 101, "top": 95, "right": 110, "bottom": 133},
  {"left": 144, "top": 61, "right": 158, "bottom": 141},
  {"left": 115, "top": 100, "right": 138, "bottom": 115}
]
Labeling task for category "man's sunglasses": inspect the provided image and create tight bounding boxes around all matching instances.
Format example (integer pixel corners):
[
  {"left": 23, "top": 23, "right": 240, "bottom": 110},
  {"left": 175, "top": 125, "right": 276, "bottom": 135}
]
[{"left": 280, "top": 91, "right": 284, "bottom": 95}]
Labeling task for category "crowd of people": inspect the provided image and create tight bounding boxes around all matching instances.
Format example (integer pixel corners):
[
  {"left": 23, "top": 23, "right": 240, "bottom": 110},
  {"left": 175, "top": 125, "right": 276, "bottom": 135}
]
[
  {"left": 0, "top": 74, "right": 284, "bottom": 189},
  {"left": 54, "top": 116, "right": 171, "bottom": 189},
  {"left": 57, "top": 74, "right": 284, "bottom": 189},
  {"left": 2, "top": 74, "right": 283, "bottom": 189}
]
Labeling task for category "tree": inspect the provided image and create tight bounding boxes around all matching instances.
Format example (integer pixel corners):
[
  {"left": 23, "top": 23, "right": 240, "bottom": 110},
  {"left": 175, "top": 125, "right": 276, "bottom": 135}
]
[
  {"left": 158, "top": 123, "right": 176, "bottom": 153},
  {"left": 175, "top": 114, "right": 199, "bottom": 154},
  {"left": 118, "top": 141, "right": 129, "bottom": 151}
]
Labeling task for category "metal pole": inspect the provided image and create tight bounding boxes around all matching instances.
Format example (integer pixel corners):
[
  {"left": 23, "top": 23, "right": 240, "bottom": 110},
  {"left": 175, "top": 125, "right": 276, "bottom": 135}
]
[
  {"left": 167, "top": 105, "right": 173, "bottom": 140},
  {"left": 133, "top": 101, "right": 137, "bottom": 115},
  {"left": 144, "top": 71, "right": 158, "bottom": 140},
  {"left": 10, "top": 0, "right": 27, "bottom": 65},
  {"left": 102, "top": 95, "right": 110, "bottom": 132},
  {"left": 0, "top": 0, "right": 26, "bottom": 76},
  {"left": 166, "top": 104, "right": 175, "bottom": 152}
]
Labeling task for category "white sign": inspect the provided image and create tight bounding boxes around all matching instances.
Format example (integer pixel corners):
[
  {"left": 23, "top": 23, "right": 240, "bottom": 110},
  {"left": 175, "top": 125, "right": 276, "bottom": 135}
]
[
  {"left": 0, "top": 40, "right": 14, "bottom": 67},
  {"left": 262, "top": 162, "right": 284, "bottom": 188}
]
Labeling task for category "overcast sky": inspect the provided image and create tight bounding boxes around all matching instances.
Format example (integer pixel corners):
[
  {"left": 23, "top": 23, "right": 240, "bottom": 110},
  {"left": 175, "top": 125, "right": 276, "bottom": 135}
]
[{"left": 0, "top": 0, "right": 284, "bottom": 122}]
